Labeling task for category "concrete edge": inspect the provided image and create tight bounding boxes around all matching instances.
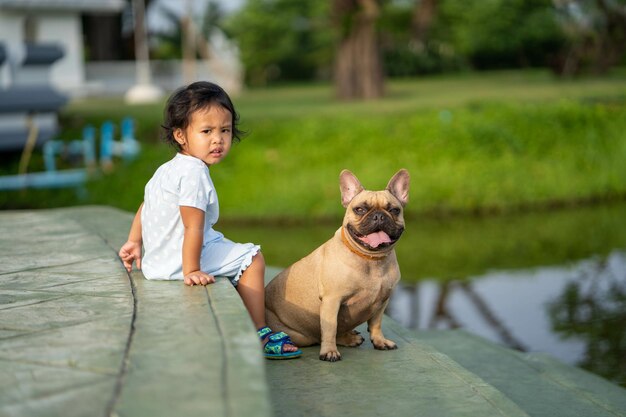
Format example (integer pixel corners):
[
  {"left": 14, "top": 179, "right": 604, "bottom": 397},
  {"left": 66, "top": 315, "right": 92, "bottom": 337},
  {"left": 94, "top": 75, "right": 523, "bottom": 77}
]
[{"left": 61, "top": 205, "right": 272, "bottom": 417}]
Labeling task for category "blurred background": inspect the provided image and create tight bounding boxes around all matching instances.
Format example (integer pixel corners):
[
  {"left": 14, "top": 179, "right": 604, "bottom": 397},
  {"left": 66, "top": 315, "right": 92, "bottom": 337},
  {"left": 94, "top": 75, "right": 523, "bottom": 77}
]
[{"left": 0, "top": 0, "right": 624, "bottom": 388}]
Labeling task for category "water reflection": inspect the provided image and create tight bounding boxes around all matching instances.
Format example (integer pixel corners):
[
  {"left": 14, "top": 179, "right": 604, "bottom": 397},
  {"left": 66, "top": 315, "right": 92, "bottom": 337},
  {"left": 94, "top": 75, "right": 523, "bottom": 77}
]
[
  {"left": 221, "top": 201, "right": 626, "bottom": 387},
  {"left": 387, "top": 251, "right": 626, "bottom": 387},
  {"left": 548, "top": 253, "right": 626, "bottom": 386}
]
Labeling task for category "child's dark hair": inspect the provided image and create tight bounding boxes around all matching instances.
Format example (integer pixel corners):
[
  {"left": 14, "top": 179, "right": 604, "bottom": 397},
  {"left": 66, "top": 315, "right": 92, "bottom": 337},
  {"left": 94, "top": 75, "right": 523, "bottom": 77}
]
[{"left": 162, "top": 81, "right": 243, "bottom": 150}]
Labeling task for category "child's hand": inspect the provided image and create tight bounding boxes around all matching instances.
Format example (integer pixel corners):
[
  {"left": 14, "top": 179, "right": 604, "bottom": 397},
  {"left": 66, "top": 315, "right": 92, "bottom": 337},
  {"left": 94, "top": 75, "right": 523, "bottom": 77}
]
[
  {"left": 119, "top": 240, "right": 142, "bottom": 272},
  {"left": 184, "top": 271, "right": 216, "bottom": 286}
]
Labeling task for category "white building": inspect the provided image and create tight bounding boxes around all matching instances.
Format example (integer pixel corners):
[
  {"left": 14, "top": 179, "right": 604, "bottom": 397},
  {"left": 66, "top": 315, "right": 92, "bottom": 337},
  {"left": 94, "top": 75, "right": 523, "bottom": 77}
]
[
  {"left": 0, "top": 0, "right": 126, "bottom": 93},
  {"left": 0, "top": 0, "right": 243, "bottom": 98}
]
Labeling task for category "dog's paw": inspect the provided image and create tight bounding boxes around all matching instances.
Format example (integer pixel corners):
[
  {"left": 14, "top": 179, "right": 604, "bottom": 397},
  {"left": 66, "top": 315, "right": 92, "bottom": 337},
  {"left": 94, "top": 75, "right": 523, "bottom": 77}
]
[
  {"left": 371, "top": 338, "right": 398, "bottom": 350},
  {"left": 319, "top": 348, "right": 342, "bottom": 362},
  {"left": 337, "top": 332, "right": 365, "bottom": 347}
]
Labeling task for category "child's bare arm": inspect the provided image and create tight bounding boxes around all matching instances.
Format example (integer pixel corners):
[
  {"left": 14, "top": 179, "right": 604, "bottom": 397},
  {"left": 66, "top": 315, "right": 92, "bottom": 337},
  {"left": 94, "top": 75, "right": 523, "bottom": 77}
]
[
  {"left": 180, "top": 206, "right": 215, "bottom": 286},
  {"left": 119, "top": 203, "right": 143, "bottom": 272}
]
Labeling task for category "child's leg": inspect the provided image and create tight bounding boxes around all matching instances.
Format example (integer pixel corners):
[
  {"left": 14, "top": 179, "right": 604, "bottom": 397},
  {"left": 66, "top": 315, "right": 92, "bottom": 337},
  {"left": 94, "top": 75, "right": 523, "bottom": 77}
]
[
  {"left": 236, "top": 252, "right": 267, "bottom": 329},
  {"left": 236, "top": 252, "right": 298, "bottom": 352}
]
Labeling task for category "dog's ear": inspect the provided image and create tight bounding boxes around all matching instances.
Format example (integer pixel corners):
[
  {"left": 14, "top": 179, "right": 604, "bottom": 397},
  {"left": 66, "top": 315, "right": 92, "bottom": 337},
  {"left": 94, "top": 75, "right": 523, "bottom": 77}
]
[
  {"left": 339, "top": 170, "right": 364, "bottom": 207},
  {"left": 386, "top": 169, "right": 410, "bottom": 206}
]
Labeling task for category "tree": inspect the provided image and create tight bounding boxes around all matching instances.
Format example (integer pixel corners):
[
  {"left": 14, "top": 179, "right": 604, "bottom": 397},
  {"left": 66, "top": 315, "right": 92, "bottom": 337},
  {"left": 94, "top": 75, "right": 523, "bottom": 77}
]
[
  {"left": 332, "top": 0, "right": 385, "bottom": 100},
  {"left": 411, "top": 0, "right": 438, "bottom": 46},
  {"left": 552, "top": 0, "right": 626, "bottom": 75},
  {"left": 152, "top": 0, "right": 226, "bottom": 60},
  {"left": 226, "top": 0, "right": 332, "bottom": 86},
  {"left": 437, "top": 0, "right": 565, "bottom": 69},
  {"left": 378, "top": 0, "right": 463, "bottom": 76},
  {"left": 548, "top": 260, "right": 626, "bottom": 386}
]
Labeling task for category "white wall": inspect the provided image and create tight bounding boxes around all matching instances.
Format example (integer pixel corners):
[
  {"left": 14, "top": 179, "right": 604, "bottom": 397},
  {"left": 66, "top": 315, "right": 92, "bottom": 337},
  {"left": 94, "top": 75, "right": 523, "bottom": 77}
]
[
  {"left": 0, "top": 10, "right": 83, "bottom": 92},
  {"left": 0, "top": 10, "right": 25, "bottom": 89},
  {"left": 0, "top": 9, "right": 243, "bottom": 98},
  {"left": 37, "top": 13, "right": 84, "bottom": 92}
]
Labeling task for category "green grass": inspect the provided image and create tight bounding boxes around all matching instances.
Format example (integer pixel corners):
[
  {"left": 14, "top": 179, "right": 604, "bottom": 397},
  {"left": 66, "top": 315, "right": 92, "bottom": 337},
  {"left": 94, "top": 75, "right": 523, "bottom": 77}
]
[{"left": 2, "top": 69, "right": 626, "bottom": 221}]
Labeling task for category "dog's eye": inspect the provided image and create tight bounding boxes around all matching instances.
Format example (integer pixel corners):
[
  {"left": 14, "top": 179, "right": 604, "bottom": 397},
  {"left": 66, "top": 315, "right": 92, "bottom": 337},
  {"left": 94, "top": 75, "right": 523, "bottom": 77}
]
[
  {"left": 354, "top": 207, "right": 367, "bottom": 215},
  {"left": 389, "top": 208, "right": 401, "bottom": 216}
]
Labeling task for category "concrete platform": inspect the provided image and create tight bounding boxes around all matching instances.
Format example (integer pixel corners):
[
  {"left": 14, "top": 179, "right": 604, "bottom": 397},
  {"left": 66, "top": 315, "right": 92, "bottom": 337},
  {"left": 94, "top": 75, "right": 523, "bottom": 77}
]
[
  {"left": 1, "top": 206, "right": 625, "bottom": 417},
  {"left": 0, "top": 206, "right": 269, "bottom": 417},
  {"left": 265, "top": 318, "right": 626, "bottom": 417}
]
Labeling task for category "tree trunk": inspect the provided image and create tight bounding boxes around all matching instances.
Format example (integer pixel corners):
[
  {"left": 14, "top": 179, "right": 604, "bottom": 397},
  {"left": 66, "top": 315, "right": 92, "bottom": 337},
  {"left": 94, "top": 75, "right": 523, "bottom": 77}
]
[
  {"left": 553, "top": 0, "right": 626, "bottom": 76},
  {"left": 333, "top": 0, "right": 384, "bottom": 100},
  {"left": 411, "top": 0, "right": 438, "bottom": 45},
  {"left": 593, "top": 0, "right": 626, "bottom": 73}
]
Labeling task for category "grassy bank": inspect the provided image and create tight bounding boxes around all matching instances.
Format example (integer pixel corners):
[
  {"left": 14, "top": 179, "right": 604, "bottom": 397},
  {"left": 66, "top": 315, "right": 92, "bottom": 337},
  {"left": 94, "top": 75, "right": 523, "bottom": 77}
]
[{"left": 1, "top": 70, "right": 626, "bottom": 220}]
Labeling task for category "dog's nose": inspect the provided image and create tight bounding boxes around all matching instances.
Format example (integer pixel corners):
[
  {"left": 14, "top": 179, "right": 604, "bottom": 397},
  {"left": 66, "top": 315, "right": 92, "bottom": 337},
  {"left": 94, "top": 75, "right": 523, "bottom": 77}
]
[{"left": 371, "top": 211, "right": 386, "bottom": 223}]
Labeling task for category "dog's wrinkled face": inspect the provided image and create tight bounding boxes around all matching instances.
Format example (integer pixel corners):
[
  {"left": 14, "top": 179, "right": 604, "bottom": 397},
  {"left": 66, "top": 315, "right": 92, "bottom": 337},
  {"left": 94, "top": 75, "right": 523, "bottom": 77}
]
[
  {"left": 345, "top": 191, "right": 405, "bottom": 252},
  {"left": 340, "top": 169, "right": 410, "bottom": 255}
]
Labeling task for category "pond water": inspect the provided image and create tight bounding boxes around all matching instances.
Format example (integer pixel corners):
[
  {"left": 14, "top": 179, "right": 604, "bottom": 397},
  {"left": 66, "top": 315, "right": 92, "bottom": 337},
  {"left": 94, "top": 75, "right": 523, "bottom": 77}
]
[{"left": 221, "top": 202, "right": 626, "bottom": 387}]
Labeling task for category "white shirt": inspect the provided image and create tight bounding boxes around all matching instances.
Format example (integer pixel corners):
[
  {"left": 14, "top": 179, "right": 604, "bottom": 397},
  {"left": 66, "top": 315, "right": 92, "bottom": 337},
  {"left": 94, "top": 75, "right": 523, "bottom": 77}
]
[{"left": 140, "top": 153, "right": 221, "bottom": 280}]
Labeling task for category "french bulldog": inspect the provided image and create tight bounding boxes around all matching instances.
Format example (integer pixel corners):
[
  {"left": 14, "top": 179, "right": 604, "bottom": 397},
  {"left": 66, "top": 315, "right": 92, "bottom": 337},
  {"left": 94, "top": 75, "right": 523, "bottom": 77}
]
[{"left": 265, "top": 169, "right": 410, "bottom": 361}]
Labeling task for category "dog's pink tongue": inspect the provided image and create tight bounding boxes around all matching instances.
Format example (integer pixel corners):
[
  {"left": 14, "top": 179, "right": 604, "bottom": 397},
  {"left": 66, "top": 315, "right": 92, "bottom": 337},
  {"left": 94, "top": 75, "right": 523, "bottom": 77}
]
[{"left": 359, "top": 231, "right": 392, "bottom": 248}]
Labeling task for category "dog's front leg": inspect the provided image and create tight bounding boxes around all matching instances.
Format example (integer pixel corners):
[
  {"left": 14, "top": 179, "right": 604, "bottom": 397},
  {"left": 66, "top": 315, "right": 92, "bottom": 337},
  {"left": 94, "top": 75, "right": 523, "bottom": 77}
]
[
  {"left": 367, "top": 300, "right": 398, "bottom": 350},
  {"left": 319, "top": 296, "right": 342, "bottom": 361}
]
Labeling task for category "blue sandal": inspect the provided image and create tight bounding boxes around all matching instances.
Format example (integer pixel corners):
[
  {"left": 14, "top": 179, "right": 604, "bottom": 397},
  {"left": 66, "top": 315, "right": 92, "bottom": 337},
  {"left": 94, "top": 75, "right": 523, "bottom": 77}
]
[{"left": 258, "top": 326, "right": 302, "bottom": 360}]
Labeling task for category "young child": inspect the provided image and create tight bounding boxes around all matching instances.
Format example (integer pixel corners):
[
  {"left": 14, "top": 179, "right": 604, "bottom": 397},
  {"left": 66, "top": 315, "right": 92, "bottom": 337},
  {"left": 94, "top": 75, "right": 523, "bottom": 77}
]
[{"left": 119, "top": 81, "right": 301, "bottom": 360}]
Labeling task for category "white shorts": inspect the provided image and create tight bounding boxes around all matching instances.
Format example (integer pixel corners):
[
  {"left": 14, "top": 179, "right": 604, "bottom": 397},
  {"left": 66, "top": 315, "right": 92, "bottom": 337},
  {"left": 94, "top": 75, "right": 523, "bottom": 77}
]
[{"left": 200, "top": 234, "right": 261, "bottom": 287}]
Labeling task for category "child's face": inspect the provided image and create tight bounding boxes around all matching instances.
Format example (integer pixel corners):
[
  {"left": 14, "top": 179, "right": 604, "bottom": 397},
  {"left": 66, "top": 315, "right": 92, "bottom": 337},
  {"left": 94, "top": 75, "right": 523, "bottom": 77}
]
[{"left": 174, "top": 105, "right": 233, "bottom": 166}]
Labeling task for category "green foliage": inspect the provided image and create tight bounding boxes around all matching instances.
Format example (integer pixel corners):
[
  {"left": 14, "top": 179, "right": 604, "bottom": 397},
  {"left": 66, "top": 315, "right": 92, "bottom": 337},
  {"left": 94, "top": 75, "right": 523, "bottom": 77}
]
[
  {"left": 219, "top": 99, "right": 626, "bottom": 219},
  {"left": 437, "top": 0, "right": 566, "bottom": 69},
  {"left": 2, "top": 71, "right": 626, "bottom": 220},
  {"left": 163, "top": 0, "right": 625, "bottom": 83},
  {"left": 380, "top": 2, "right": 466, "bottom": 76},
  {"left": 225, "top": 0, "right": 333, "bottom": 85},
  {"left": 224, "top": 0, "right": 569, "bottom": 82}
]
